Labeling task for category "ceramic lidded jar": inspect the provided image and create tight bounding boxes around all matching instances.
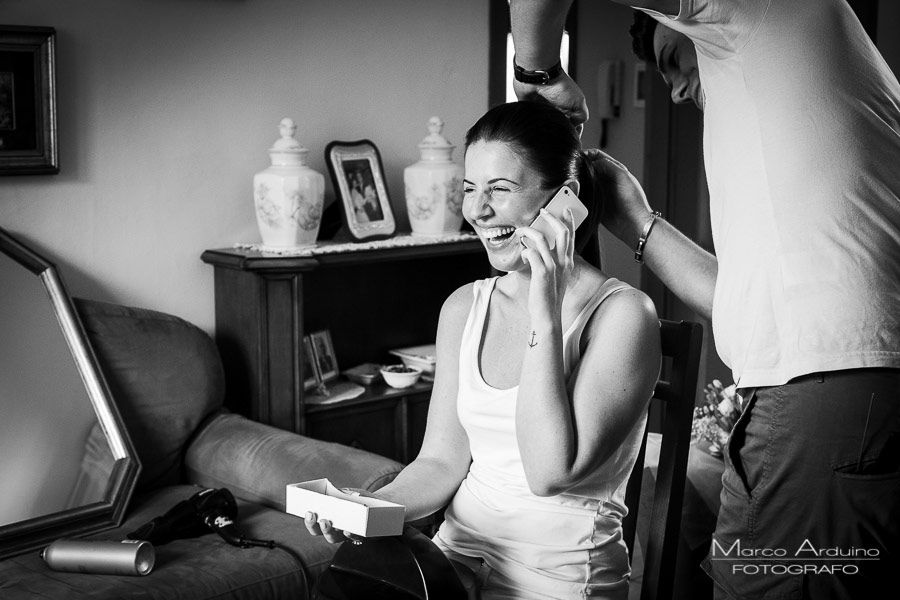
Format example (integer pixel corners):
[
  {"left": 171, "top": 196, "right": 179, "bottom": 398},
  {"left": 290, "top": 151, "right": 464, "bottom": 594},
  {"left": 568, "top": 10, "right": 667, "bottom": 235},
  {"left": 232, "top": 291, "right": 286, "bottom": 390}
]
[
  {"left": 404, "top": 116, "right": 465, "bottom": 237},
  {"left": 253, "top": 118, "right": 325, "bottom": 248}
]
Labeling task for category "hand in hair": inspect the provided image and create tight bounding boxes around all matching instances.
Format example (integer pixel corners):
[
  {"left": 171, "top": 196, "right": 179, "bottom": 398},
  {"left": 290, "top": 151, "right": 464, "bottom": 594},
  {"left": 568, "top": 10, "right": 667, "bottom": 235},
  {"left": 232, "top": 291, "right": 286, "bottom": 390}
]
[
  {"left": 513, "top": 71, "right": 589, "bottom": 135},
  {"left": 584, "top": 148, "right": 655, "bottom": 249}
]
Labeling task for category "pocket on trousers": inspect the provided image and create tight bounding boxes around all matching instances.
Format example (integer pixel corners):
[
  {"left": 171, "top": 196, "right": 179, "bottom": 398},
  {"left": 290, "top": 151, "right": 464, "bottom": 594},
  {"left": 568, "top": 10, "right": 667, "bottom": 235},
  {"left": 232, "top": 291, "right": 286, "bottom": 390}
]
[
  {"left": 723, "top": 391, "right": 757, "bottom": 499},
  {"left": 833, "top": 432, "right": 900, "bottom": 480}
]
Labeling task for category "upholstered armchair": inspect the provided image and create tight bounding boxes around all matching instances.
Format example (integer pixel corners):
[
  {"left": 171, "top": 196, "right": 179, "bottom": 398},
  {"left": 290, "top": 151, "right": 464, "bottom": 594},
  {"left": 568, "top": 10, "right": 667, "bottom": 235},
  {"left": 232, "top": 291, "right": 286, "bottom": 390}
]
[{"left": 0, "top": 298, "right": 404, "bottom": 599}]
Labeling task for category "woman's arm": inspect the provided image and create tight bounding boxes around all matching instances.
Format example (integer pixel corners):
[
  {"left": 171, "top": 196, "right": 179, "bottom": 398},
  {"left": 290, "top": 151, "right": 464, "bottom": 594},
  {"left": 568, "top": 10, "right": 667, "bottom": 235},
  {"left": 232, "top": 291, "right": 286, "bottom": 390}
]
[
  {"left": 516, "top": 287, "right": 661, "bottom": 496},
  {"left": 362, "top": 285, "right": 474, "bottom": 519},
  {"left": 306, "top": 285, "right": 474, "bottom": 543}
]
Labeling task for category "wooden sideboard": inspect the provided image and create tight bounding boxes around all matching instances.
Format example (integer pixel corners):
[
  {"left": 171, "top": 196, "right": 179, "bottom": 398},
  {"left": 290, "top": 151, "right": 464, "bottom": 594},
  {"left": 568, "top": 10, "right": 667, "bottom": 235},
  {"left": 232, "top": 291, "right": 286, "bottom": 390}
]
[{"left": 201, "top": 237, "right": 490, "bottom": 463}]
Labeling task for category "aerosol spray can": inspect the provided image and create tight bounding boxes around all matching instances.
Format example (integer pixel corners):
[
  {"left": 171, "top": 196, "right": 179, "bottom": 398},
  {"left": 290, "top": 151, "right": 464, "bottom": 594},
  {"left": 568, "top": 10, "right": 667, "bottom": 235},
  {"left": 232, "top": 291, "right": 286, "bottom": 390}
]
[{"left": 42, "top": 539, "right": 155, "bottom": 576}]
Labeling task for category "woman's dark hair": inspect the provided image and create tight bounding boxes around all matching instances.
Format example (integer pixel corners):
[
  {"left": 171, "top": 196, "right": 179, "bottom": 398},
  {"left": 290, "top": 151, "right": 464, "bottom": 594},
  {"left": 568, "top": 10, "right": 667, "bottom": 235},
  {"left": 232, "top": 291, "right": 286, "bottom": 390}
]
[
  {"left": 629, "top": 10, "right": 658, "bottom": 64},
  {"left": 464, "top": 101, "right": 601, "bottom": 268}
]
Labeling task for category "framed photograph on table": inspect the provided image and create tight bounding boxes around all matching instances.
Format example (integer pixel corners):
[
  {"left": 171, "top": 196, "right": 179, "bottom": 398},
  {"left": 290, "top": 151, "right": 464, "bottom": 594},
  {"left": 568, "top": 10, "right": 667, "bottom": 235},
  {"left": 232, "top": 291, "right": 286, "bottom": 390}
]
[
  {"left": 324, "top": 139, "right": 396, "bottom": 241},
  {"left": 302, "top": 335, "right": 321, "bottom": 391},
  {"left": 305, "top": 329, "right": 365, "bottom": 405},
  {"left": 309, "top": 330, "right": 339, "bottom": 383},
  {"left": 0, "top": 26, "right": 58, "bottom": 175}
]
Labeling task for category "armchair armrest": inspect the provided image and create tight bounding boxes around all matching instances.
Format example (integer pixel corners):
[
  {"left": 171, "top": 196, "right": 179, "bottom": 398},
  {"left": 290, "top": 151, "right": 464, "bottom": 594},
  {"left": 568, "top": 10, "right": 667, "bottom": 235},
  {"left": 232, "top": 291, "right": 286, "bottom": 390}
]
[{"left": 184, "top": 412, "right": 404, "bottom": 510}]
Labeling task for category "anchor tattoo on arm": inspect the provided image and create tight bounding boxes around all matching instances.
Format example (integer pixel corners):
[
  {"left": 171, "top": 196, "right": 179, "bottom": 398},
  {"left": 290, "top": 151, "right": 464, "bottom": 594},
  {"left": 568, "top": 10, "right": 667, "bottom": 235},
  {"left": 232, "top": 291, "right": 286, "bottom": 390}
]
[{"left": 528, "top": 331, "right": 537, "bottom": 348}]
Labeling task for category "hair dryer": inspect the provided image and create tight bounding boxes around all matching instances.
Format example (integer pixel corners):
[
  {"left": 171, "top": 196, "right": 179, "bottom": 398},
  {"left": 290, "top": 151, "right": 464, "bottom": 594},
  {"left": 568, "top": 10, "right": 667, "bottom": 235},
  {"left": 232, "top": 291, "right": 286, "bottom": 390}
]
[{"left": 128, "top": 488, "right": 272, "bottom": 549}]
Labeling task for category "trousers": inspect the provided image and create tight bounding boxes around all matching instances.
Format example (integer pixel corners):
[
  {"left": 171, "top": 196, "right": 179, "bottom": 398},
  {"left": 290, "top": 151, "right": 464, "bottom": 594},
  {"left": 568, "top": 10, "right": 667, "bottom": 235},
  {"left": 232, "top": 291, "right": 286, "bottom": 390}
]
[{"left": 703, "top": 368, "right": 900, "bottom": 599}]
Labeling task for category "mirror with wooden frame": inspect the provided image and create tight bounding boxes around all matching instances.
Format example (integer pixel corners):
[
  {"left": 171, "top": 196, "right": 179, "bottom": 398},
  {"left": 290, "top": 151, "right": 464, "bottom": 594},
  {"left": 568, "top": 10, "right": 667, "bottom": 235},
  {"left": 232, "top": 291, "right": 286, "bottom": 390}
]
[{"left": 0, "top": 226, "right": 140, "bottom": 559}]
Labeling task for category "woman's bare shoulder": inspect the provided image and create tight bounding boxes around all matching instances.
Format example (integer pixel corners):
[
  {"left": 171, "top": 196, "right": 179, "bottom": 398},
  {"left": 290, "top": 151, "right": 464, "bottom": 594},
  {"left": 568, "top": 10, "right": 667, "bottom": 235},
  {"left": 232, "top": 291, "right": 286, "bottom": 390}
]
[
  {"left": 440, "top": 281, "right": 478, "bottom": 324},
  {"left": 590, "top": 283, "right": 659, "bottom": 339}
]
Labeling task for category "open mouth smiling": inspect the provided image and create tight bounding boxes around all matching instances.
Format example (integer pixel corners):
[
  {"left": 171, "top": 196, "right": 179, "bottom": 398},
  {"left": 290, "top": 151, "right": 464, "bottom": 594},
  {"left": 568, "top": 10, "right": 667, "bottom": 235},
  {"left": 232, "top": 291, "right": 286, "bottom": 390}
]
[{"left": 480, "top": 226, "right": 517, "bottom": 247}]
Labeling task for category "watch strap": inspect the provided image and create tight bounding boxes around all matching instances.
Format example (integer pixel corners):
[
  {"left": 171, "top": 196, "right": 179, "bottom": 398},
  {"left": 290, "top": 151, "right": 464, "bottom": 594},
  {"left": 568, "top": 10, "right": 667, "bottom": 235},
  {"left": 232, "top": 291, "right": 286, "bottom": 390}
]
[{"left": 513, "top": 57, "right": 564, "bottom": 85}]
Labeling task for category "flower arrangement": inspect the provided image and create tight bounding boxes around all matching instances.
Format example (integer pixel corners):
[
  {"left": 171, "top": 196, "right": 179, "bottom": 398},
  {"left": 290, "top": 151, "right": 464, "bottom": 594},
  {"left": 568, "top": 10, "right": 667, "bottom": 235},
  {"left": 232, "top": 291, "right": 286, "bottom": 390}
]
[{"left": 691, "top": 379, "right": 742, "bottom": 457}]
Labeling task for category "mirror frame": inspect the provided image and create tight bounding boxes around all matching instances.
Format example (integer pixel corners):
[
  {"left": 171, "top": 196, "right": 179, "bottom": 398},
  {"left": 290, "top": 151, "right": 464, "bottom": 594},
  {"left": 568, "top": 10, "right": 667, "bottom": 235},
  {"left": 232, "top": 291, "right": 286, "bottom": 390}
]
[{"left": 0, "top": 227, "right": 141, "bottom": 559}]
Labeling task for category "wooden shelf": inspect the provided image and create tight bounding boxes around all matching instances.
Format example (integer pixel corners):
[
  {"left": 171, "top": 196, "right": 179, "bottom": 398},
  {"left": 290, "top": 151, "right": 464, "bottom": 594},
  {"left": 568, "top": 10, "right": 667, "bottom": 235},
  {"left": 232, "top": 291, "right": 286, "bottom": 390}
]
[
  {"left": 304, "top": 378, "right": 432, "bottom": 462},
  {"left": 202, "top": 236, "right": 489, "bottom": 462},
  {"left": 200, "top": 235, "right": 483, "bottom": 272},
  {"left": 304, "top": 379, "right": 433, "bottom": 413}
]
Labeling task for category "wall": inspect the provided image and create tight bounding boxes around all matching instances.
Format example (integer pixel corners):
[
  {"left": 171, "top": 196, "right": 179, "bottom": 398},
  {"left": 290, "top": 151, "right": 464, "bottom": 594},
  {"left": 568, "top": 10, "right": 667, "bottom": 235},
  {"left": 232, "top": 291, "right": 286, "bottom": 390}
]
[
  {"left": 575, "top": 1, "right": 647, "bottom": 288},
  {"left": 3, "top": 0, "right": 898, "bottom": 345},
  {"left": 0, "top": 0, "right": 490, "bottom": 332}
]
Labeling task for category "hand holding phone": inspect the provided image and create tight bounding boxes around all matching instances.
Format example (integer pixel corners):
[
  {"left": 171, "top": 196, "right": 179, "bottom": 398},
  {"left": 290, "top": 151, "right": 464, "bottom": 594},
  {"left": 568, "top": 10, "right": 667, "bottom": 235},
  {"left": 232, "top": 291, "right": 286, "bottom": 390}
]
[{"left": 526, "top": 186, "right": 588, "bottom": 249}]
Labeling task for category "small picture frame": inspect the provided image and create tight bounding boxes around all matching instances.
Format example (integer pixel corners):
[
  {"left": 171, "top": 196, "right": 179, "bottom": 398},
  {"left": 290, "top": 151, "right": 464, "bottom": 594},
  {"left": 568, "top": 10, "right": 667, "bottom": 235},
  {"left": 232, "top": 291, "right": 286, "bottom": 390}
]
[
  {"left": 302, "top": 335, "right": 321, "bottom": 391},
  {"left": 0, "top": 26, "right": 59, "bottom": 175},
  {"left": 309, "top": 330, "right": 339, "bottom": 383},
  {"left": 324, "top": 139, "right": 396, "bottom": 241}
]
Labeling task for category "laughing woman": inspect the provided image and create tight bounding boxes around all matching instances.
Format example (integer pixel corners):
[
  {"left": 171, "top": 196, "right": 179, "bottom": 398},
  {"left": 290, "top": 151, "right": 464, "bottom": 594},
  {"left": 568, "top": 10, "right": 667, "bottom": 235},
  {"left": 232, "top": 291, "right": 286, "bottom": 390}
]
[{"left": 306, "top": 101, "right": 661, "bottom": 600}]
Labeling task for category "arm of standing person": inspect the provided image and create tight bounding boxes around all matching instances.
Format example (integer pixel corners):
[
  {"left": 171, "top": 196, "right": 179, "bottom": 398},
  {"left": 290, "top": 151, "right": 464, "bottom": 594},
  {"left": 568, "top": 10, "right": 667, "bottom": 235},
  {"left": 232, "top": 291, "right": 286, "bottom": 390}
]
[
  {"left": 509, "top": 1, "right": 681, "bottom": 129},
  {"left": 515, "top": 209, "right": 661, "bottom": 496},
  {"left": 304, "top": 285, "right": 474, "bottom": 543},
  {"left": 509, "top": 0, "right": 588, "bottom": 128},
  {"left": 588, "top": 148, "right": 717, "bottom": 320}
]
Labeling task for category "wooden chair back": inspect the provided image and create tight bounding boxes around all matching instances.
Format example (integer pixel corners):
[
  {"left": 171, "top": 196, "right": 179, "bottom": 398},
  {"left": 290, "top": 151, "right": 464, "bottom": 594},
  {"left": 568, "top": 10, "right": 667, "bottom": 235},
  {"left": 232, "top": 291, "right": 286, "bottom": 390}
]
[{"left": 622, "top": 319, "right": 703, "bottom": 600}]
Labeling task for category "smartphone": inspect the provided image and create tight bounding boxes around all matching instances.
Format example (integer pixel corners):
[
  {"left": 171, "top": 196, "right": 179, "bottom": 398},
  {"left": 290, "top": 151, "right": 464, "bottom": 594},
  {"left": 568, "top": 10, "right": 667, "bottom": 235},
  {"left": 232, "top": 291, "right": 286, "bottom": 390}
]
[{"left": 527, "top": 186, "right": 588, "bottom": 249}]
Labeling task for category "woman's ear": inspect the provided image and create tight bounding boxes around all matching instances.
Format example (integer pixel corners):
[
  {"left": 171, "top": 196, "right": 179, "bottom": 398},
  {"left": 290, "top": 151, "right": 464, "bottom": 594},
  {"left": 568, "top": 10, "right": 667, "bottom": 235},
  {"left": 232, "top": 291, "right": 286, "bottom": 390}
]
[{"left": 565, "top": 179, "right": 581, "bottom": 197}]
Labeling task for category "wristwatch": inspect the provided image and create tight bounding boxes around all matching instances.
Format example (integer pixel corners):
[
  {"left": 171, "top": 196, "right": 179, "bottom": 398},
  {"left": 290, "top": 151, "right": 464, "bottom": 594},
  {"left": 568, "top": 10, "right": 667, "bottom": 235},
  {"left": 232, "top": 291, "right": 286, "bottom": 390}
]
[{"left": 513, "top": 56, "right": 563, "bottom": 85}]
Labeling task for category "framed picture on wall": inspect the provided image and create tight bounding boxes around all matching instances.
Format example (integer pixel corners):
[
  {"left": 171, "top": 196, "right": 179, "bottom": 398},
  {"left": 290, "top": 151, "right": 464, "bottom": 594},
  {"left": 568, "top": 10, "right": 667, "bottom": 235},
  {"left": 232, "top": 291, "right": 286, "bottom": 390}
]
[
  {"left": 324, "top": 139, "right": 396, "bottom": 241},
  {"left": 309, "top": 330, "right": 339, "bottom": 383},
  {"left": 0, "top": 26, "right": 58, "bottom": 175}
]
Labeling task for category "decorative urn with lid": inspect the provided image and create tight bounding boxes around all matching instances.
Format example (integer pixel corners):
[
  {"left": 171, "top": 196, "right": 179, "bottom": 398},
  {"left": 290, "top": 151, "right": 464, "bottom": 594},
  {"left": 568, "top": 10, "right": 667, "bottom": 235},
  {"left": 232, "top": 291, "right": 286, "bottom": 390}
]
[
  {"left": 403, "top": 116, "right": 465, "bottom": 237},
  {"left": 253, "top": 117, "right": 325, "bottom": 248}
]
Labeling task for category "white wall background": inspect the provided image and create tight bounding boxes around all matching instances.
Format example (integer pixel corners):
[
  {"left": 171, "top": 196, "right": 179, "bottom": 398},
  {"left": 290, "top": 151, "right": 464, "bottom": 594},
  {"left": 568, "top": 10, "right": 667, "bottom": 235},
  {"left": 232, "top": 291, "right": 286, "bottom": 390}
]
[{"left": 0, "top": 0, "right": 492, "bottom": 332}]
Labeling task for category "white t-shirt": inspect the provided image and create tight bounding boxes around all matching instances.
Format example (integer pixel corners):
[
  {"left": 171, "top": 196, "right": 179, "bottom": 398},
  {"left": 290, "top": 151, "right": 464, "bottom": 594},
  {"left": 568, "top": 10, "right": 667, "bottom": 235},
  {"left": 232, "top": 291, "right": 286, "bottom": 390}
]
[{"left": 644, "top": 0, "right": 900, "bottom": 387}]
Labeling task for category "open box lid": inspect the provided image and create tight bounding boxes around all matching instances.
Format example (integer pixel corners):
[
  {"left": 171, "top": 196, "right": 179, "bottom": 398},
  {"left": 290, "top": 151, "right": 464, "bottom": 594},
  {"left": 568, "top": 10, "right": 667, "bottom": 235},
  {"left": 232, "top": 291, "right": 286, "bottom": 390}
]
[{"left": 286, "top": 479, "right": 405, "bottom": 538}]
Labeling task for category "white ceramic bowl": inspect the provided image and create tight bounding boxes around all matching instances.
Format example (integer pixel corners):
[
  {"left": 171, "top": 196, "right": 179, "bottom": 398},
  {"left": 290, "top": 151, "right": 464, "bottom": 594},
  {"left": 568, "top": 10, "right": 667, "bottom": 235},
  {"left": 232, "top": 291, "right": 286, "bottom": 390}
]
[
  {"left": 388, "top": 345, "right": 436, "bottom": 377},
  {"left": 380, "top": 364, "right": 423, "bottom": 388},
  {"left": 396, "top": 354, "right": 435, "bottom": 376}
]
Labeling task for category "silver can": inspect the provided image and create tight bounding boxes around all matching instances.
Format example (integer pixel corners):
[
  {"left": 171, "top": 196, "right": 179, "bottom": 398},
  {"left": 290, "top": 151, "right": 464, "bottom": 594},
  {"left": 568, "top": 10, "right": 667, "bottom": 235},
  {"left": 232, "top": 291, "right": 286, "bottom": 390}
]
[{"left": 42, "top": 539, "right": 155, "bottom": 576}]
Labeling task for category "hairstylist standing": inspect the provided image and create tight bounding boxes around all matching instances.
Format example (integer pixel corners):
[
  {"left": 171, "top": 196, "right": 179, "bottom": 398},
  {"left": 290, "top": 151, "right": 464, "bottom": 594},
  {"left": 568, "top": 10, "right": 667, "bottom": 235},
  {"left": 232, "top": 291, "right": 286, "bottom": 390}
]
[{"left": 509, "top": 1, "right": 900, "bottom": 598}]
